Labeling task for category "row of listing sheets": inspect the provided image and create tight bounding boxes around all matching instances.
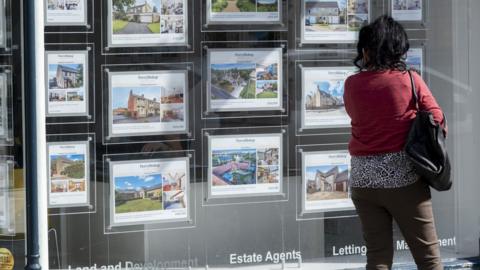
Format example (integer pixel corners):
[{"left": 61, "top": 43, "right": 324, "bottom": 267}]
[
  {"left": 44, "top": 47, "right": 423, "bottom": 134},
  {"left": 45, "top": 134, "right": 352, "bottom": 228},
  {"left": 44, "top": 0, "right": 423, "bottom": 46}
]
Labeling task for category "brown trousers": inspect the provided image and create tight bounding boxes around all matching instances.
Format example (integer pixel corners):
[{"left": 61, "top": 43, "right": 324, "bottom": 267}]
[{"left": 351, "top": 180, "right": 442, "bottom": 270}]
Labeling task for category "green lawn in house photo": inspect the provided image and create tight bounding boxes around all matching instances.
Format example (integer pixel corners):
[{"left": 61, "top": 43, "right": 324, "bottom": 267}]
[
  {"left": 116, "top": 198, "right": 163, "bottom": 214},
  {"left": 236, "top": 0, "right": 256, "bottom": 12},
  {"left": 256, "top": 90, "right": 277, "bottom": 98},
  {"left": 212, "top": 0, "right": 228, "bottom": 12},
  {"left": 147, "top": 22, "right": 160, "bottom": 33},
  {"left": 113, "top": 19, "right": 129, "bottom": 33},
  {"left": 257, "top": 1, "right": 278, "bottom": 12},
  {"left": 212, "top": 0, "right": 256, "bottom": 13}
]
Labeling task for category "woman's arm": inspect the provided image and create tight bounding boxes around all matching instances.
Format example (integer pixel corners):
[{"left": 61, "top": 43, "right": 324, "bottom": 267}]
[{"left": 413, "top": 72, "right": 448, "bottom": 134}]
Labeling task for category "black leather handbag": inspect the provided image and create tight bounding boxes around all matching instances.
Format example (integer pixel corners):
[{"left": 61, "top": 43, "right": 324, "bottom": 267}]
[{"left": 404, "top": 70, "right": 452, "bottom": 191}]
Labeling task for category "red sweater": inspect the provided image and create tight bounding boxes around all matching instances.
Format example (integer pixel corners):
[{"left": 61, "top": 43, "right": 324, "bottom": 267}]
[{"left": 344, "top": 70, "right": 445, "bottom": 156}]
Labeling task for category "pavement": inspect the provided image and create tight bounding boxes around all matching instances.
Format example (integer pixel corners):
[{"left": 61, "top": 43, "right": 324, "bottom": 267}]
[
  {"left": 223, "top": 0, "right": 240, "bottom": 12},
  {"left": 117, "top": 22, "right": 152, "bottom": 34}
]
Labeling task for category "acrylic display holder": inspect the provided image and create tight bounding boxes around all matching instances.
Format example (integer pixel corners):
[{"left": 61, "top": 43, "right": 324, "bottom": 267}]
[
  {"left": 201, "top": 125, "right": 289, "bottom": 206},
  {"left": 101, "top": 0, "right": 195, "bottom": 55},
  {"left": 201, "top": 41, "right": 288, "bottom": 120},
  {"left": 0, "top": 66, "right": 13, "bottom": 145},
  {"left": 0, "top": 155, "right": 15, "bottom": 236},
  {"left": 406, "top": 41, "right": 427, "bottom": 78},
  {"left": 295, "top": 0, "right": 384, "bottom": 51},
  {"left": 44, "top": 0, "right": 94, "bottom": 33},
  {"left": 0, "top": 0, "right": 12, "bottom": 55},
  {"left": 45, "top": 44, "right": 95, "bottom": 124},
  {"left": 201, "top": 0, "right": 288, "bottom": 32},
  {"left": 102, "top": 150, "right": 196, "bottom": 234},
  {"left": 101, "top": 62, "right": 195, "bottom": 145},
  {"left": 295, "top": 144, "right": 357, "bottom": 221},
  {"left": 389, "top": 0, "right": 429, "bottom": 30},
  {"left": 294, "top": 59, "right": 355, "bottom": 137},
  {"left": 46, "top": 133, "right": 96, "bottom": 215}
]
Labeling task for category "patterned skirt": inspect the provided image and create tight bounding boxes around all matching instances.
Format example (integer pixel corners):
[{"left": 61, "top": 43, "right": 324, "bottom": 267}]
[{"left": 349, "top": 151, "right": 419, "bottom": 188}]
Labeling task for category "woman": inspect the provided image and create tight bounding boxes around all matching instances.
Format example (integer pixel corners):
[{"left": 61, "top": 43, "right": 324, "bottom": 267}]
[{"left": 344, "top": 15, "right": 446, "bottom": 270}]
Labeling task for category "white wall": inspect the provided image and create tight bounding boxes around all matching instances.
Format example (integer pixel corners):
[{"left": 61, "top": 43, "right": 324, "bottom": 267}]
[{"left": 452, "top": 0, "right": 480, "bottom": 257}]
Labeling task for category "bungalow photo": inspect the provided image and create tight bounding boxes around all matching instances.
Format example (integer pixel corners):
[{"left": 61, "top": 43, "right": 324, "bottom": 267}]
[
  {"left": 256, "top": 80, "right": 278, "bottom": 99},
  {"left": 257, "top": 165, "right": 280, "bottom": 184},
  {"left": 48, "top": 63, "right": 84, "bottom": 90},
  {"left": 50, "top": 154, "right": 86, "bottom": 181},
  {"left": 211, "top": 0, "right": 278, "bottom": 13},
  {"left": 304, "top": 79, "right": 345, "bottom": 116},
  {"left": 211, "top": 149, "right": 257, "bottom": 186},
  {"left": 112, "top": 0, "right": 161, "bottom": 35},
  {"left": 114, "top": 173, "right": 163, "bottom": 214},
  {"left": 210, "top": 63, "right": 257, "bottom": 100},
  {"left": 304, "top": 0, "right": 348, "bottom": 32},
  {"left": 112, "top": 87, "right": 161, "bottom": 124},
  {"left": 51, "top": 180, "right": 68, "bottom": 193},
  {"left": 48, "top": 0, "right": 82, "bottom": 10},
  {"left": 305, "top": 164, "right": 349, "bottom": 201}
]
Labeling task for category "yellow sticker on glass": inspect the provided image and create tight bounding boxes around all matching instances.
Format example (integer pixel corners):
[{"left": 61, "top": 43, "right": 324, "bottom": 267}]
[{"left": 0, "top": 248, "right": 14, "bottom": 270}]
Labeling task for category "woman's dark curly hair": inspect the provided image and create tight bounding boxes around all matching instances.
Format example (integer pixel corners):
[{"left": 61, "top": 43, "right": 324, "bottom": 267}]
[{"left": 354, "top": 15, "right": 410, "bottom": 71}]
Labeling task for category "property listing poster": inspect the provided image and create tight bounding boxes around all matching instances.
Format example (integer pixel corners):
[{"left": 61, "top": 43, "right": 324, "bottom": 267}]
[
  {"left": 209, "top": 134, "right": 283, "bottom": 197},
  {"left": 109, "top": 71, "right": 187, "bottom": 137},
  {"left": 48, "top": 142, "right": 89, "bottom": 208},
  {"left": 0, "top": 74, "right": 7, "bottom": 138},
  {"left": 46, "top": 51, "right": 88, "bottom": 116},
  {"left": 46, "top": 0, "right": 87, "bottom": 25},
  {"left": 208, "top": 48, "right": 283, "bottom": 112},
  {"left": 301, "top": 67, "right": 355, "bottom": 129},
  {"left": 207, "top": 0, "right": 281, "bottom": 23},
  {"left": 109, "top": 0, "right": 187, "bottom": 46},
  {"left": 110, "top": 158, "right": 189, "bottom": 226},
  {"left": 0, "top": 162, "right": 8, "bottom": 229},
  {"left": 405, "top": 48, "right": 423, "bottom": 76},
  {"left": 391, "top": 0, "right": 422, "bottom": 21},
  {"left": 302, "top": 150, "right": 353, "bottom": 213},
  {"left": 302, "top": 0, "right": 370, "bottom": 43}
]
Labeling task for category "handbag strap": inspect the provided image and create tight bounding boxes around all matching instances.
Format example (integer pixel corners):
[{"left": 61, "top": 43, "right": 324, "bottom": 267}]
[
  {"left": 408, "top": 69, "right": 448, "bottom": 134},
  {"left": 407, "top": 70, "right": 419, "bottom": 110}
]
